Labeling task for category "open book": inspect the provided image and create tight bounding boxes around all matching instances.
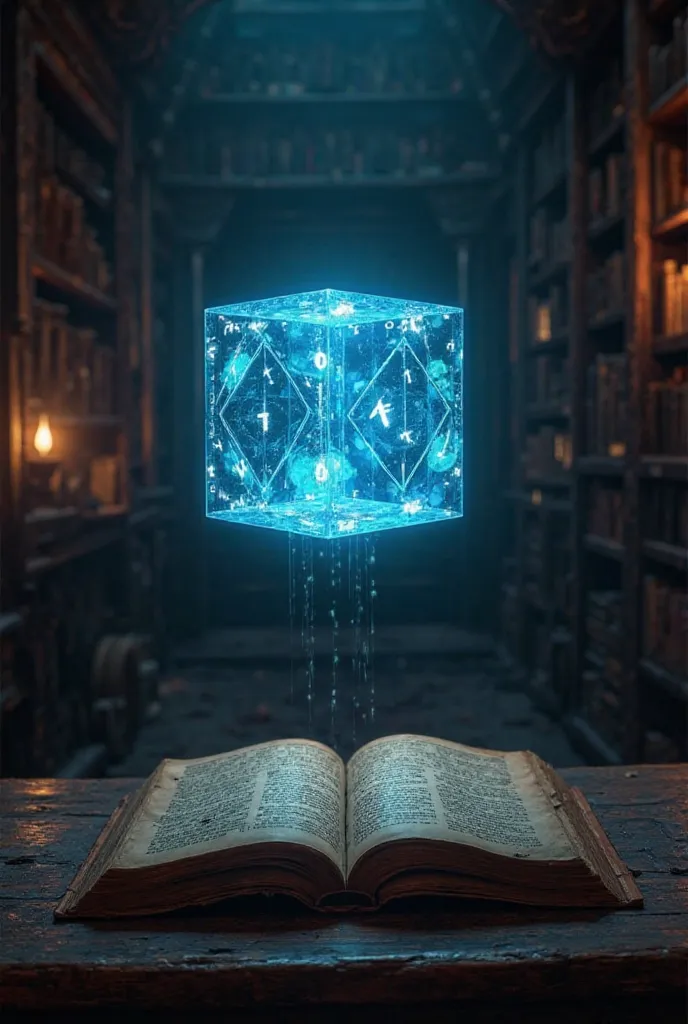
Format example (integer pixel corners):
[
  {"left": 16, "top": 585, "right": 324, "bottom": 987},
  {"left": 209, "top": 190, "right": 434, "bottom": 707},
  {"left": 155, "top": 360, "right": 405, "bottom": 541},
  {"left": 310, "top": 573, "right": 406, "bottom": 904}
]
[{"left": 56, "top": 734, "right": 642, "bottom": 918}]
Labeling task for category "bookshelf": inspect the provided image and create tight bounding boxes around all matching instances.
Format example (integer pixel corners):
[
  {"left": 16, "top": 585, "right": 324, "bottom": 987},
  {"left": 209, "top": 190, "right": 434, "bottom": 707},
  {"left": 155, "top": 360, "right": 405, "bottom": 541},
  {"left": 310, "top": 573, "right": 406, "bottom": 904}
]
[
  {"left": 496, "top": 0, "right": 687, "bottom": 764},
  {"left": 0, "top": 0, "right": 170, "bottom": 775},
  {"left": 158, "top": 2, "right": 499, "bottom": 190}
]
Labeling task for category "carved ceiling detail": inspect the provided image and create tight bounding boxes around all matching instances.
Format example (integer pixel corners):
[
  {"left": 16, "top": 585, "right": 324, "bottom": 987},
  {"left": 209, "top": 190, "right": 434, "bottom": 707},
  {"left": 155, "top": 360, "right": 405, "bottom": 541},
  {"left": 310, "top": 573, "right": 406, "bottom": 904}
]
[{"left": 488, "top": 0, "right": 621, "bottom": 57}]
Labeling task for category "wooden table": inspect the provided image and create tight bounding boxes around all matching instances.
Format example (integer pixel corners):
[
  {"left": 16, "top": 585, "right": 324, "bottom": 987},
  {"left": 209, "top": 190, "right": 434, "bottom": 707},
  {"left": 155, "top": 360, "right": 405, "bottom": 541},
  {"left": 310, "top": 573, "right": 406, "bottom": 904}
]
[{"left": 2, "top": 766, "right": 687, "bottom": 1023}]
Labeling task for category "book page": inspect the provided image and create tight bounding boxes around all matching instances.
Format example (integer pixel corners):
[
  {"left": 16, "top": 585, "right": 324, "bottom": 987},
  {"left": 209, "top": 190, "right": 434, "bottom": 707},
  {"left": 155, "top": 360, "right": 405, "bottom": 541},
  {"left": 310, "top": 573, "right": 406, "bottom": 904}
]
[
  {"left": 114, "top": 739, "right": 346, "bottom": 872},
  {"left": 346, "top": 734, "right": 574, "bottom": 871}
]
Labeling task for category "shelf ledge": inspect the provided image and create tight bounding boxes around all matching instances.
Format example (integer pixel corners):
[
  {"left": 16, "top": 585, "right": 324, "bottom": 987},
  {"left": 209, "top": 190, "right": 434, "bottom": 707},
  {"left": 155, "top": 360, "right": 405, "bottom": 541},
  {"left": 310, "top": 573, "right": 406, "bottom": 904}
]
[
  {"left": 652, "top": 206, "right": 688, "bottom": 240},
  {"left": 32, "top": 256, "right": 118, "bottom": 312},
  {"left": 640, "top": 659, "right": 688, "bottom": 704},
  {"left": 642, "top": 539, "right": 688, "bottom": 572},
  {"left": 648, "top": 76, "right": 688, "bottom": 125},
  {"left": 584, "top": 534, "right": 625, "bottom": 561}
]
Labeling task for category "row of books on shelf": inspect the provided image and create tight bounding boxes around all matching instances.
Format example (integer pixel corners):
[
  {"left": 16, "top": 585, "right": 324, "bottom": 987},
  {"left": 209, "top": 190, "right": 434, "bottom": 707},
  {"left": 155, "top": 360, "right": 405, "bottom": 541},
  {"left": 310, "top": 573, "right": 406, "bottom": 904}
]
[
  {"left": 532, "top": 118, "right": 566, "bottom": 203},
  {"left": 530, "top": 287, "right": 568, "bottom": 343},
  {"left": 588, "top": 483, "right": 623, "bottom": 545},
  {"left": 36, "top": 178, "right": 113, "bottom": 294},
  {"left": 26, "top": 300, "right": 117, "bottom": 417},
  {"left": 587, "top": 251, "right": 625, "bottom": 323},
  {"left": 646, "top": 368, "right": 688, "bottom": 456},
  {"left": 588, "top": 153, "right": 624, "bottom": 224},
  {"left": 169, "top": 126, "right": 487, "bottom": 179},
  {"left": 529, "top": 211, "right": 569, "bottom": 267},
  {"left": 587, "top": 589, "right": 622, "bottom": 657},
  {"left": 35, "top": 100, "right": 112, "bottom": 207},
  {"left": 643, "top": 575, "right": 687, "bottom": 679},
  {"left": 523, "top": 429, "right": 572, "bottom": 481},
  {"left": 658, "top": 259, "right": 688, "bottom": 337},
  {"left": 584, "top": 590, "right": 623, "bottom": 749},
  {"left": 200, "top": 42, "right": 465, "bottom": 97},
  {"left": 586, "top": 354, "right": 626, "bottom": 457},
  {"left": 587, "top": 60, "right": 624, "bottom": 144},
  {"left": 528, "top": 354, "right": 570, "bottom": 407},
  {"left": 648, "top": 15, "right": 687, "bottom": 106},
  {"left": 653, "top": 141, "right": 687, "bottom": 224},
  {"left": 646, "top": 482, "right": 688, "bottom": 550}
]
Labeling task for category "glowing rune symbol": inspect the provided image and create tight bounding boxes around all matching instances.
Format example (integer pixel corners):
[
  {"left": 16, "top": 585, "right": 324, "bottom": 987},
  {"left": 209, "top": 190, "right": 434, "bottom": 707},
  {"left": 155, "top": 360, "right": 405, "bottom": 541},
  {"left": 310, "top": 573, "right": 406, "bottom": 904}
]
[
  {"left": 400, "top": 430, "right": 414, "bottom": 444},
  {"left": 314, "top": 351, "right": 328, "bottom": 370},
  {"left": 233, "top": 459, "right": 248, "bottom": 480},
  {"left": 263, "top": 366, "right": 274, "bottom": 383},
  {"left": 370, "top": 398, "right": 392, "bottom": 428},
  {"left": 315, "top": 462, "right": 328, "bottom": 483},
  {"left": 404, "top": 369, "right": 412, "bottom": 384},
  {"left": 257, "top": 412, "right": 269, "bottom": 432}
]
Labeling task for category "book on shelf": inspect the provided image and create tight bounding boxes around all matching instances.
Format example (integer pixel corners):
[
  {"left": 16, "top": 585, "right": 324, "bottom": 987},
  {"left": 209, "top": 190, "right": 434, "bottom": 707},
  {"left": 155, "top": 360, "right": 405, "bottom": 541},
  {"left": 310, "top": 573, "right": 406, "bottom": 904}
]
[
  {"left": 201, "top": 40, "right": 464, "bottom": 97},
  {"left": 588, "top": 153, "right": 625, "bottom": 224},
  {"left": 36, "top": 101, "right": 112, "bottom": 206},
  {"left": 588, "top": 482, "right": 624, "bottom": 544},
  {"left": 529, "top": 353, "right": 570, "bottom": 406},
  {"left": 529, "top": 210, "right": 569, "bottom": 266},
  {"left": 643, "top": 576, "right": 688, "bottom": 679},
  {"left": 36, "top": 175, "right": 113, "bottom": 292},
  {"left": 645, "top": 367, "right": 688, "bottom": 456},
  {"left": 586, "top": 354, "right": 627, "bottom": 457},
  {"left": 646, "top": 482, "right": 688, "bottom": 549},
  {"left": 55, "top": 734, "right": 643, "bottom": 919},
  {"left": 653, "top": 142, "right": 688, "bottom": 223},
  {"left": 529, "top": 285, "right": 568, "bottom": 343},
  {"left": 587, "top": 251, "right": 625, "bottom": 322},
  {"left": 26, "top": 302, "right": 117, "bottom": 417},
  {"left": 172, "top": 124, "right": 486, "bottom": 180},
  {"left": 532, "top": 118, "right": 566, "bottom": 200},
  {"left": 586, "top": 589, "right": 624, "bottom": 748},
  {"left": 648, "top": 15, "right": 688, "bottom": 106},
  {"left": 588, "top": 60, "right": 624, "bottom": 142},
  {"left": 658, "top": 259, "right": 688, "bottom": 337},
  {"left": 524, "top": 428, "right": 572, "bottom": 480}
]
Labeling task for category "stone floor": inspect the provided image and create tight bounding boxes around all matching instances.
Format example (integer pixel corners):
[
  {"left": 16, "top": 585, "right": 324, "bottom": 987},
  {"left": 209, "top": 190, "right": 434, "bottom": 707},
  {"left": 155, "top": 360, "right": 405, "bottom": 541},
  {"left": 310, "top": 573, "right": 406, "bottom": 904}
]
[{"left": 109, "top": 628, "right": 581, "bottom": 777}]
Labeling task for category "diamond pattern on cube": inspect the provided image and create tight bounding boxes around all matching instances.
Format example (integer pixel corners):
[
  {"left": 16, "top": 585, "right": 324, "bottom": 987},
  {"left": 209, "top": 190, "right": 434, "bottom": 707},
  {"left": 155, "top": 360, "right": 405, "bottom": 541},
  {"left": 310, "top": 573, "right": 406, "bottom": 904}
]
[
  {"left": 219, "top": 343, "right": 310, "bottom": 491},
  {"left": 205, "top": 288, "right": 463, "bottom": 538},
  {"left": 348, "top": 343, "right": 450, "bottom": 490}
]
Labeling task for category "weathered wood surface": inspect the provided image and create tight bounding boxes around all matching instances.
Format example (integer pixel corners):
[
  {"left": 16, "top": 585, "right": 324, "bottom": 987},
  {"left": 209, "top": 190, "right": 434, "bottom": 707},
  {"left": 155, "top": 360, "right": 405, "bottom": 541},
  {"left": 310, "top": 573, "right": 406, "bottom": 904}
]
[{"left": 1, "top": 767, "right": 687, "bottom": 1021}]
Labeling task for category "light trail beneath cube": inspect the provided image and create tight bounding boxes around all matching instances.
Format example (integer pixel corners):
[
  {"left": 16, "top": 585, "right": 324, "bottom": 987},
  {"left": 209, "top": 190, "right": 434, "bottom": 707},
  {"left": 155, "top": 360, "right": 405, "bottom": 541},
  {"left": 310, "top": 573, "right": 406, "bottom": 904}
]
[{"left": 205, "top": 289, "right": 464, "bottom": 746}]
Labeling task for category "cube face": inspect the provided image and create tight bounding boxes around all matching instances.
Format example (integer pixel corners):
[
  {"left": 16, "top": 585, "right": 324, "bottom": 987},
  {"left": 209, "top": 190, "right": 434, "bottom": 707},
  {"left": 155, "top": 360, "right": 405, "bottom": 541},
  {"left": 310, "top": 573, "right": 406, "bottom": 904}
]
[{"left": 205, "top": 289, "right": 463, "bottom": 538}]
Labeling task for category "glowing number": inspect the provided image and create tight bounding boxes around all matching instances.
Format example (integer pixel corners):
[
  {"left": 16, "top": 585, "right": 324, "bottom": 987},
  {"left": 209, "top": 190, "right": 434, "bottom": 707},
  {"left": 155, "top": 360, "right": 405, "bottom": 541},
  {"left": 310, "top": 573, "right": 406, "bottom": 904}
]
[
  {"left": 314, "top": 351, "right": 328, "bottom": 370},
  {"left": 315, "top": 462, "right": 328, "bottom": 483},
  {"left": 385, "top": 320, "right": 394, "bottom": 330},
  {"left": 369, "top": 398, "right": 392, "bottom": 428},
  {"left": 404, "top": 369, "right": 412, "bottom": 383},
  {"left": 257, "top": 412, "right": 269, "bottom": 433}
]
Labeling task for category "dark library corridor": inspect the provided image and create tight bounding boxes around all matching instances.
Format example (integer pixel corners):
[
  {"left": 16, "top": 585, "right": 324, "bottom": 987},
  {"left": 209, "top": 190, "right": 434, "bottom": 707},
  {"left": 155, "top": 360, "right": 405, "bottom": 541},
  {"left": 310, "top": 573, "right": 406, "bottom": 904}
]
[{"left": 1, "top": 0, "right": 687, "bottom": 1021}]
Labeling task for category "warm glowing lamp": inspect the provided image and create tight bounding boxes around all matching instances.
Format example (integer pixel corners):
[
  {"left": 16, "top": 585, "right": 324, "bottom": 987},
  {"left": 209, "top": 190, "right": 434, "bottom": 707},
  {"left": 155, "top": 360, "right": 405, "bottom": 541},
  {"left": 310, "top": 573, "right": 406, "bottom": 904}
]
[{"left": 33, "top": 414, "right": 54, "bottom": 457}]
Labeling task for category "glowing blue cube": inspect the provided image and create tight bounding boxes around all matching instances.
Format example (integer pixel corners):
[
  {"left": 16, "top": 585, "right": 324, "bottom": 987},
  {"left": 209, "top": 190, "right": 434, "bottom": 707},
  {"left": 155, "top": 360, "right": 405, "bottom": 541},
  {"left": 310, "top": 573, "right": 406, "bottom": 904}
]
[{"left": 205, "top": 289, "right": 463, "bottom": 538}]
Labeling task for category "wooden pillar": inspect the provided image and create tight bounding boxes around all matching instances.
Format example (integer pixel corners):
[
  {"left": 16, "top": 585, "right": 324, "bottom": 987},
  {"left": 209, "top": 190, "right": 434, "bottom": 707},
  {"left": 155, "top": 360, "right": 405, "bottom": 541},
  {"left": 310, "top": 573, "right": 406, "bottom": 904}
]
[
  {"left": 623, "top": 0, "right": 652, "bottom": 762},
  {"left": 568, "top": 69, "right": 588, "bottom": 718},
  {"left": 140, "top": 169, "right": 156, "bottom": 487},
  {"left": 513, "top": 141, "right": 529, "bottom": 662},
  {"left": 1, "top": 3, "right": 29, "bottom": 609},
  {"left": 170, "top": 242, "right": 207, "bottom": 637}
]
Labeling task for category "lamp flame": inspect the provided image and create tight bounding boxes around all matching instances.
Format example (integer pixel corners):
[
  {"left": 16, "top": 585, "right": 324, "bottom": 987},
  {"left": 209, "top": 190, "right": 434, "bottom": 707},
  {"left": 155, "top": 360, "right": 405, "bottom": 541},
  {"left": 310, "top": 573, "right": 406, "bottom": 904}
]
[{"left": 34, "top": 414, "right": 53, "bottom": 457}]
